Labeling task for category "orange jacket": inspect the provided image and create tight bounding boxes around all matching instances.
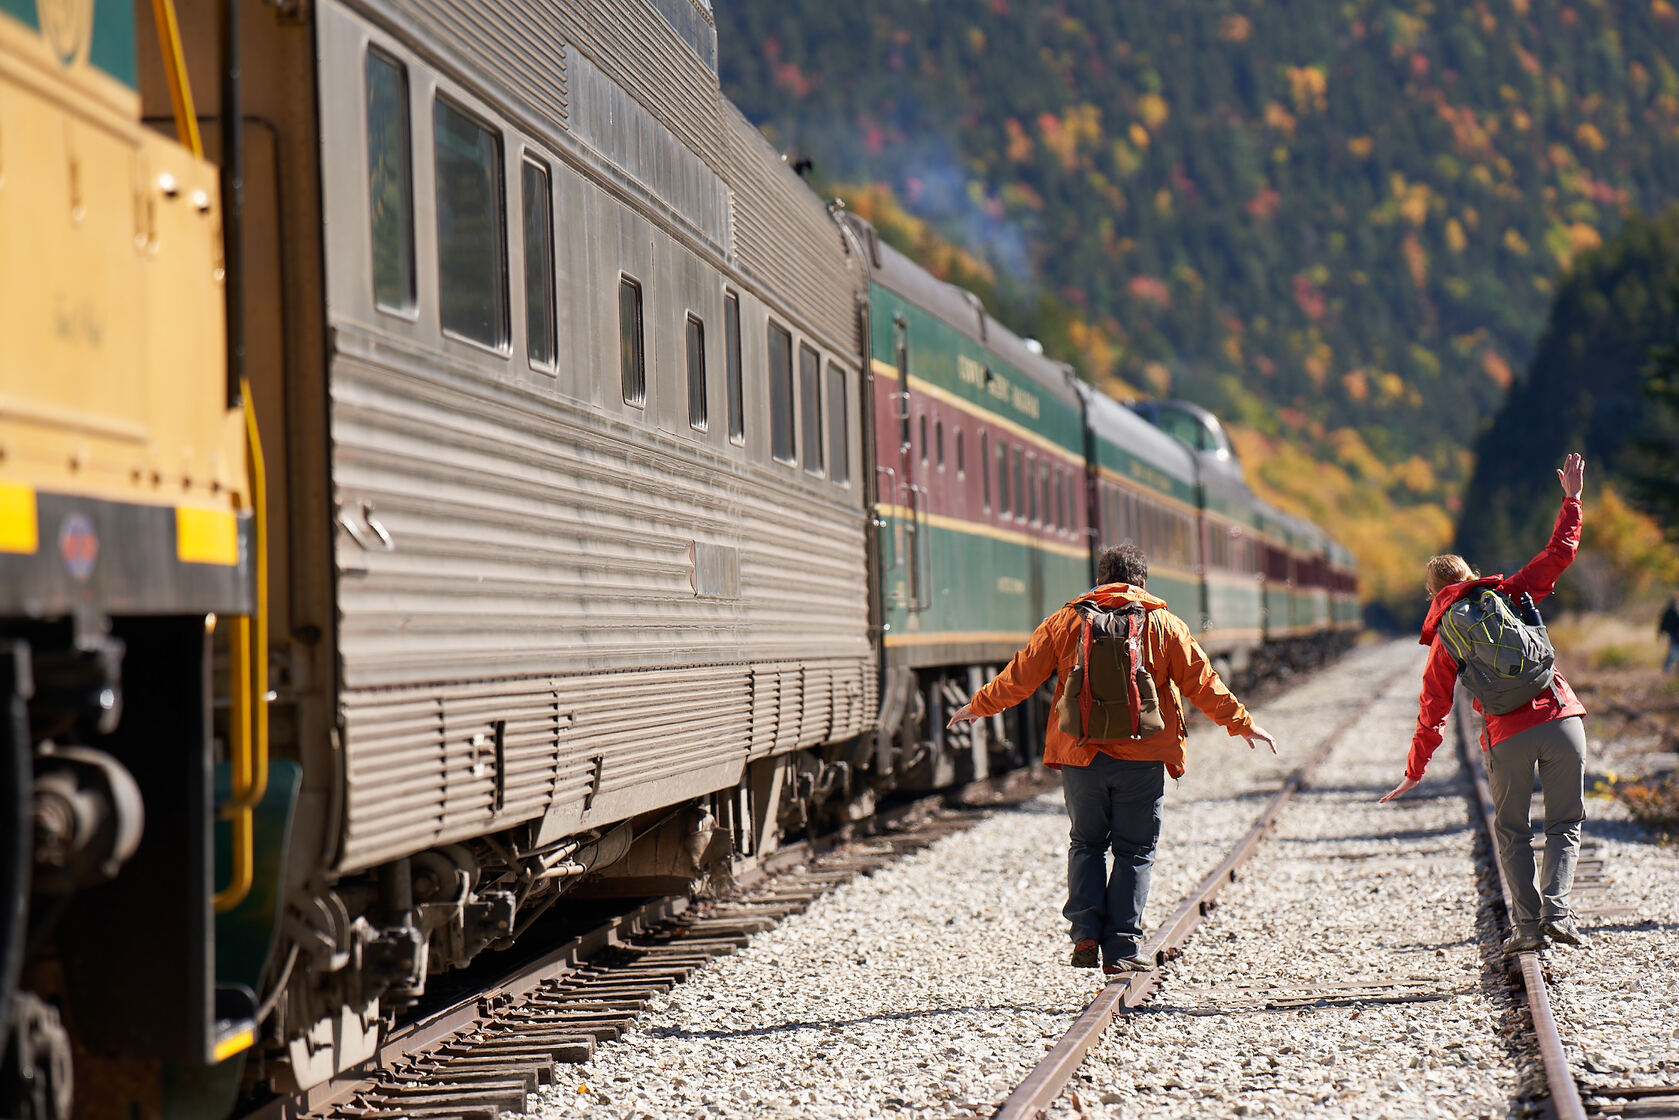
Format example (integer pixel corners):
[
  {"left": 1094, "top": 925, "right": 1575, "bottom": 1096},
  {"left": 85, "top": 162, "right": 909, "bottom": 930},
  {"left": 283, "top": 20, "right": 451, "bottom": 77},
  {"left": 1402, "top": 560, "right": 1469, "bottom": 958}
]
[{"left": 968, "top": 584, "right": 1255, "bottom": 777}]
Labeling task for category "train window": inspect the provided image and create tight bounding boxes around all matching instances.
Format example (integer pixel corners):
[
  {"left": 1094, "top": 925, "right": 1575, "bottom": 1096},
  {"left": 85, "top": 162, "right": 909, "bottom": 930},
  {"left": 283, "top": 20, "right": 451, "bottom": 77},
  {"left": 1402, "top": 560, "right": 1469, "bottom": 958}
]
[
  {"left": 1038, "top": 461, "right": 1050, "bottom": 528},
  {"left": 955, "top": 429, "right": 965, "bottom": 479},
  {"left": 919, "top": 414, "right": 928, "bottom": 467},
  {"left": 827, "top": 363, "right": 849, "bottom": 485},
  {"left": 618, "top": 276, "right": 646, "bottom": 405},
  {"left": 685, "top": 314, "right": 706, "bottom": 430},
  {"left": 1013, "top": 447, "right": 1025, "bottom": 522},
  {"left": 980, "top": 432, "right": 991, "bottom": 510},
  {"left": 366, "top": 50, "right": 415, "bottom": 314},
  {"left": 936, "top": 420, "right": 945, "bottom": 471},
  {"left": 434, "top": 96, "right": 508, "bottom": 348},
  {"left": 1055, "top": 471, "right": 1066, "bottom": 532},
  {"left": 996, "top": 439, "right": 1010, "bottom": 515},
  {"left": 800, "top": 343, "right": 822, "bottom": 474},
  {"left": 724, "top": 292, "right": 743, "bottom": 443},
  {"left": 521, "top": 158, "right": 556, "bottom": 368},
  {"left": 767, "top": 322, "right": 795, "bottom": 463},
  {"left": 1023, "top": 451, "right": 1035, "bottom": 524}
]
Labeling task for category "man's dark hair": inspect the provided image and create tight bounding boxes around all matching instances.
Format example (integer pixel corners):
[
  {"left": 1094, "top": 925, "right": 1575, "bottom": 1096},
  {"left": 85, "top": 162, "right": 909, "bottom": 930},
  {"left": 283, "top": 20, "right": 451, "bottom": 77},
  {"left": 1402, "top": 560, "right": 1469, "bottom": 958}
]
[{"left": 1096, "top": 544, "right": 1148, "bottom": 587}]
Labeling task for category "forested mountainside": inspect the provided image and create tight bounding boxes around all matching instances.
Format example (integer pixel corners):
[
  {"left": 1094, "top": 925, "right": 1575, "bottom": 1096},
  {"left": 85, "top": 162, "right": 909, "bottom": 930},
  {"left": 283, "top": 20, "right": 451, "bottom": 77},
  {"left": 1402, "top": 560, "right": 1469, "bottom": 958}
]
[
  {"left": 714, "top": 0, "right": 1679, "bottom": 612},
  {"left": 1456, "top": 210, "right": 1679, "bottom": 610}
]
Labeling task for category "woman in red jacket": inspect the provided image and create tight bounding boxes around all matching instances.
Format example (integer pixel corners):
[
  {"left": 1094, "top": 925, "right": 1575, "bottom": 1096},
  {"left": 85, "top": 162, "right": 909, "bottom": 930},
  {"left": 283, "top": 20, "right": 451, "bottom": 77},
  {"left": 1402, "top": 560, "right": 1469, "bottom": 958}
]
[{"left": 1381, "top": 453, "right": 1588, "bottom": 955}]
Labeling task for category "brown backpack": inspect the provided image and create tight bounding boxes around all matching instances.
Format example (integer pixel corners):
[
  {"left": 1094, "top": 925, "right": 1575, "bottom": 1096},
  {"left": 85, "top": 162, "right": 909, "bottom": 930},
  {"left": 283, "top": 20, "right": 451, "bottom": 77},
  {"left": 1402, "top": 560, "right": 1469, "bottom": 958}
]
[{"left": 1053, "top": 602, "right": 1167, "bottom": 743}]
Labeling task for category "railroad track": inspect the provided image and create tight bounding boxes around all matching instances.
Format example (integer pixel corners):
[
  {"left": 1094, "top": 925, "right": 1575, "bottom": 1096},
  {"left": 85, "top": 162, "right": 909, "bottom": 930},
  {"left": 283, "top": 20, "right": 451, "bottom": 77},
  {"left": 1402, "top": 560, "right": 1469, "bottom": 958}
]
[
  {"left": 1454, "top": 703, "right": 1679, "bottom": 1120},
  {"left": 244, "top": 768, "right": 1056, "bottom": 1120},
  {"left": 994, "top": 670, "right": 1679, "bottom": 1120},
  {"left": 992, "top": 668, "right": 1407, "bottom": 1120}
]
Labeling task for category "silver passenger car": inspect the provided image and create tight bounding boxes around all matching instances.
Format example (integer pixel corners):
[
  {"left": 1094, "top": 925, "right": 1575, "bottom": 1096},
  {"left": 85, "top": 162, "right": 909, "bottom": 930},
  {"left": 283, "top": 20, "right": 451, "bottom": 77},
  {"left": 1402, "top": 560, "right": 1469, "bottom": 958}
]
[{"left": 315, "top": 0, "right": 874, "bottom": 878}]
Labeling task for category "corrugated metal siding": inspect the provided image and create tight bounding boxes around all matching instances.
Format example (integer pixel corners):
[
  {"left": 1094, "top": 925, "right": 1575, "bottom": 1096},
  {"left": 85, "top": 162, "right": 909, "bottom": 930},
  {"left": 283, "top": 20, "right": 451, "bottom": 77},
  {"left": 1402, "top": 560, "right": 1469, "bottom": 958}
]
[
  {"left": 352, "top": 0, "right": 725, "bottom": 174},
  {"left": 362, "top": 0, "right": 572, "bottom": 133},
  {"left": 350, "top": 0, "right": 728, "bottom": 245},
  {"left": 330, "top": 343, "right": 875, "bottom": 872},
  {"left": 723, "top": 103, "right": 857, "bottom": 355},
  {"left": 565, "top": 0, "right": 726, "bottom": 174},
  {"left": 570, "top": 52, "right": 729, "bottom": 249}
]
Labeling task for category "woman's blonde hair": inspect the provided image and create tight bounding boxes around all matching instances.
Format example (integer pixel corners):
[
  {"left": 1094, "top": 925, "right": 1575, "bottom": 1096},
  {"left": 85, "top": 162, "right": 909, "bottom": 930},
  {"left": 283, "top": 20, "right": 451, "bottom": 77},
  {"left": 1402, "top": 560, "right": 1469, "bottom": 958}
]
[{"left": 1425, "top": 553, "right": 1478, "bottom": 597}]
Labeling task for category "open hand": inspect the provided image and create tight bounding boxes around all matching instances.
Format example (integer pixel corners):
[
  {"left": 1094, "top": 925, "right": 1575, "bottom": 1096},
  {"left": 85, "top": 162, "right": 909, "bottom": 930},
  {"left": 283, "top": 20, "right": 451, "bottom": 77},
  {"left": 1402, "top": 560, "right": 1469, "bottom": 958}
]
[
  {"left": 1242, "top": 725, "right": 1277, "bottom": 754},
  {"left": 945, "top": 703, "right": 977, "bottom": 730},
  {"left": 1379, "top": 776, "right": 1421, "bottom": 803},
  {"left": 1557, "top": 452, "right": 1584, "bottom": 500}
]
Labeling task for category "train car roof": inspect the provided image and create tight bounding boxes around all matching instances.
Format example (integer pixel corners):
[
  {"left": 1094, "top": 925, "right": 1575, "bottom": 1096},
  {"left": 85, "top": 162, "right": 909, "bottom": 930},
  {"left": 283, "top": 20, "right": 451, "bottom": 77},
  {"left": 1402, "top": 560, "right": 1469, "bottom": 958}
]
[
  {"left": 1077, "top": 383, "right": 1199, "bottom": 485},
  {"left": 842, "top": 215, "right": 1079, "bottom": 405}
]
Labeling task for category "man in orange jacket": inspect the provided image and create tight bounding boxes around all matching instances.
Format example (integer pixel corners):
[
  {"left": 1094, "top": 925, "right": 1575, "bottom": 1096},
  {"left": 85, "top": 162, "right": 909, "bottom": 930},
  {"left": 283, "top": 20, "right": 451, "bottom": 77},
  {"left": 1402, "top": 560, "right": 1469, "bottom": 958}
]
[{"left": 947, "top": 544, "right": 1276, "bottom": 975}]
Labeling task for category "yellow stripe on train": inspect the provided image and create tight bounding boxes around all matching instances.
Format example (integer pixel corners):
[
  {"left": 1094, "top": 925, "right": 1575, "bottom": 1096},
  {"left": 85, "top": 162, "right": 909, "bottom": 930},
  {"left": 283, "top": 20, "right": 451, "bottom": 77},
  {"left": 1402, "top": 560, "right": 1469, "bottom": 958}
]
[
  {"left": 176, "top": 506, "right": 238, "bottom": 566},
  {"left": 0, "top": 484, "right": 38, "bottom": 555}
]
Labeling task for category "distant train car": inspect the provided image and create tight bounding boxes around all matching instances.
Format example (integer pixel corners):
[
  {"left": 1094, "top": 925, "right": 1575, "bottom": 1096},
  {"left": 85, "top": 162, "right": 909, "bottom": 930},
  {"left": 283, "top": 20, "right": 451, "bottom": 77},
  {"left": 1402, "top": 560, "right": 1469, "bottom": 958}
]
[
  {"left": 846, "top": 220, "right": 1087, "bottom": 787},
  {"left": 1128, "top": 400, "right": 1265, "bottom": 676},
  {"left": 1326, "top": 539, "right": 1362, "bottom": 633},
  {"left": 1079, "top": 385, "right": 1202, "bottom": 625}
]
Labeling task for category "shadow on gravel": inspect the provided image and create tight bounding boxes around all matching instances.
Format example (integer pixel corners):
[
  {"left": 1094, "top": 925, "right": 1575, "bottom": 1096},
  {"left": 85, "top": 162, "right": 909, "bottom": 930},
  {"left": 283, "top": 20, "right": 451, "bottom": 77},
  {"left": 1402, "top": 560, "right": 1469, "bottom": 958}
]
[
  {"left": 1299, "top": 780, "right": 1462, "bottom": 801},
  {"left": 996, "top": 798, "right": 1068, "bottom": 816},
  {"left": 640, "top": 1004, "right": 1081, "bottom": 1041},
  {"left": 1323, "top": 821, "right": 1475, "bottom": 845},
  {"left": 1378, "top": 936, "right": 1478, "bottom": 952},
  {"left": 1124, "top": 988, "right": 1475, "bottom": 1016},
  {"left": 1577, "top": 812, "right": 1676, "bottom": 847},
  {"left": 1575, "top": 918, "right": 1675, "bottom": 934}
]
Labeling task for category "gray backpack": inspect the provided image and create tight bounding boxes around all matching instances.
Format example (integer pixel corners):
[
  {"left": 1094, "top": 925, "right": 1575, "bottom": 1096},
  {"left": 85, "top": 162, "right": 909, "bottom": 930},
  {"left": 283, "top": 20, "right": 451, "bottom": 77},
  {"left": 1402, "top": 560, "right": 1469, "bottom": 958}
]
[{"left": 1438, "top": 588, "right": 1556, "bottom": 714}]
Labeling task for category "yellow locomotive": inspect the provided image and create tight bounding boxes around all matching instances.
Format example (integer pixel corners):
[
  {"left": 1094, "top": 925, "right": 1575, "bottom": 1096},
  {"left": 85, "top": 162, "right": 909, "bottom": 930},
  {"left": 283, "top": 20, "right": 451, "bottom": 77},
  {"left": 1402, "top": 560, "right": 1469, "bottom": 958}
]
[{"left": 1, "top": 0, "right": 266, "bottom": 1115}]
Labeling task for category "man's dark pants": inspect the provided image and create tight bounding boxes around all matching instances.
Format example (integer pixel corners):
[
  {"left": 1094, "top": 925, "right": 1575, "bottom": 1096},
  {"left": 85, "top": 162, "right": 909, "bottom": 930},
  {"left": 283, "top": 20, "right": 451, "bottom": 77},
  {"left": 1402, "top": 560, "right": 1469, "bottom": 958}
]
[{"left": 1060, "top": 752, "right": 1166, "bottom": 966}]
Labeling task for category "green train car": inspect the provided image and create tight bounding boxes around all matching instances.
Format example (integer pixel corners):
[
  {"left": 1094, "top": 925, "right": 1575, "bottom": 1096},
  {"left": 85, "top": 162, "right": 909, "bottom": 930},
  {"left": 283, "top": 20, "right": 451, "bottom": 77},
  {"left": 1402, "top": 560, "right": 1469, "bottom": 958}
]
[{"left": 847, "top": 218, "right": 1359, "bottom": 791}]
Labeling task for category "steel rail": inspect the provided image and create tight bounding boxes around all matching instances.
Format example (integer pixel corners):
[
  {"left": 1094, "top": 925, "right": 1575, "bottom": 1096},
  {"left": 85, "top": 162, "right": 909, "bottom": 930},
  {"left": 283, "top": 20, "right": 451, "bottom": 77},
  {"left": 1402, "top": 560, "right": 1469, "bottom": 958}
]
[
  {"left": 993, "top": 666, "right": 1409, "bottom": 1120},
  {"left": 1452, "top": 696, "right": 1587, "bottom": 1120}
]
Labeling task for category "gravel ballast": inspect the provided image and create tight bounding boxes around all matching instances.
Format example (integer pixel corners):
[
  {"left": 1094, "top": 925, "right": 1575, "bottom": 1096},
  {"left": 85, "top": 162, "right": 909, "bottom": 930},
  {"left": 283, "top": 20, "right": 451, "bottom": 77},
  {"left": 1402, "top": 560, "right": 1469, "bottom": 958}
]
[
  {"left": 1544, "top": 786, "right": 1679, "bottom": 1100},
  {"left": 1049, "top": 644, "right": 1526, "bottom": 1120},
  {"left": 532, "top": 641, "right": 1423, "bottom": 1120}
]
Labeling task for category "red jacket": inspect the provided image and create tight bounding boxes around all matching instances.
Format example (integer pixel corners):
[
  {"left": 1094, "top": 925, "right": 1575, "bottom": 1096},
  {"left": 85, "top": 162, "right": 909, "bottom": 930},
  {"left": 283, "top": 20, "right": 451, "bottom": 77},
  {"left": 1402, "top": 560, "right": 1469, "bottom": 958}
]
[
  {"left": 1406, "top": 496, "right": 1586, "bottom": 781},
  {"left": 968, "top": 583, "right": 1254, "bottom": 777}
]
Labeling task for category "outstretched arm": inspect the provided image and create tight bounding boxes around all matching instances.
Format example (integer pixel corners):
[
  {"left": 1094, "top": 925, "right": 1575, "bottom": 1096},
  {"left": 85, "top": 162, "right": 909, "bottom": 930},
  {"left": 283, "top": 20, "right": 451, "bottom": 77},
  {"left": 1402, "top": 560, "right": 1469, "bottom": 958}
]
[
  {"left": 1165, "top": 619, "right": 1275, "bottom": 751},
  {"left": 1380, "top": 640, "right": 1459, "bottom": 802},
  {"left": 946, "top": 613, "right": 1062, "bottom": 728}
]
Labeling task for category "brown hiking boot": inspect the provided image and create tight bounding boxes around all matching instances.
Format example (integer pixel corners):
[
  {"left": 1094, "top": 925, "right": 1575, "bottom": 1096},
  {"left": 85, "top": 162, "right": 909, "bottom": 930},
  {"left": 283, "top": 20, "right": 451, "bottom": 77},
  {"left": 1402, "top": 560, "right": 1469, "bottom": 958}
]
[
  {"left": 1071, "top": 939, "right": 1099, "bottom": 968},
  {"left": 1104, "top": 954, "right": 1153, "bottom": 975},
  {"left": 1541, "top": 914, "right": 1588, "bottom": 947}
]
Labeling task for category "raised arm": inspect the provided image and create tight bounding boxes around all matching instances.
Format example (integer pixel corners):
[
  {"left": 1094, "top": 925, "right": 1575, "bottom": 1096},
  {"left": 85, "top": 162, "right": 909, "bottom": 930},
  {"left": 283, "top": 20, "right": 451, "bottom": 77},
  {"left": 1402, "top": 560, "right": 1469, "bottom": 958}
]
[{"left": 1504, "top": 452, "right": 1584, "bottom": 603}]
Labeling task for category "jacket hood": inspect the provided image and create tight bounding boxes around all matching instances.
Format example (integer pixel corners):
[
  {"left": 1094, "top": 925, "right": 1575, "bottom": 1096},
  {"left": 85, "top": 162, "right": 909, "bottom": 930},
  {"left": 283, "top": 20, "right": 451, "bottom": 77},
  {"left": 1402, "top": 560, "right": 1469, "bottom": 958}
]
[
  {"left": 1419, "top": 576, "right": 1503, "bottom": 644},
  {"left": 1072, "top": 583, "right": 1169, "bottom": 611}
]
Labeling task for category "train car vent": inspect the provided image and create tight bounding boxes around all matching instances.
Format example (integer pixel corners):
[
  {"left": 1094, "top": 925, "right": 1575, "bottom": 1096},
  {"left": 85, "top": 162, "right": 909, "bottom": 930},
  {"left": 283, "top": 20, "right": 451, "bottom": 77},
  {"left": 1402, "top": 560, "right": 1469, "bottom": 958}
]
[{"left": 690, "top": 541, "right": 741, "bottom": 599}]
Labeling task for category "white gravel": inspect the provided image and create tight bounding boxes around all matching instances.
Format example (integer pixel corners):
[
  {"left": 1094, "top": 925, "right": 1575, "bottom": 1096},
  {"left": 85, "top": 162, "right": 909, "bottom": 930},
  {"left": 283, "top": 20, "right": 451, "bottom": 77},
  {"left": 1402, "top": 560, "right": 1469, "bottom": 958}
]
[
  {"left": 528, "top": 642, "right": 1418, "bottom": 1120},
  {"left": 1547, "top": 789, "right": 1679, "bottom": 1098},
  {"left": 1050, "top": 644, "right": 1528, "bottom": 1120}
]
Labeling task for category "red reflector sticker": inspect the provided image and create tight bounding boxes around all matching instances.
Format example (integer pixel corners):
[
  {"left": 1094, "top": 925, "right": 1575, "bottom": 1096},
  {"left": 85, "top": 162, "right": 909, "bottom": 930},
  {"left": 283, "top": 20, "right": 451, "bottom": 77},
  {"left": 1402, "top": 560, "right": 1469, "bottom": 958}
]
[{"left": 59, "top": 514, "right": 99, "bottom": 582}]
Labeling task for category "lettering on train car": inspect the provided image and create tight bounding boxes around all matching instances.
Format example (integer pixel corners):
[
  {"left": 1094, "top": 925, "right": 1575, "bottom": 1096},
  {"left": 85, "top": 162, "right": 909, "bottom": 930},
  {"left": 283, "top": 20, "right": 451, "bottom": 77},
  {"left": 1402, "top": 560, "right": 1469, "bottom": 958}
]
[
  {"left": 997, "top": 576, "right": 1026, "bottom": 595},
  {"left": 1123, "top": 459, "right": 1177, "bottom": 496},
  {"left": 956, "top": 353, "right": 1042, "bottom": 421}
]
